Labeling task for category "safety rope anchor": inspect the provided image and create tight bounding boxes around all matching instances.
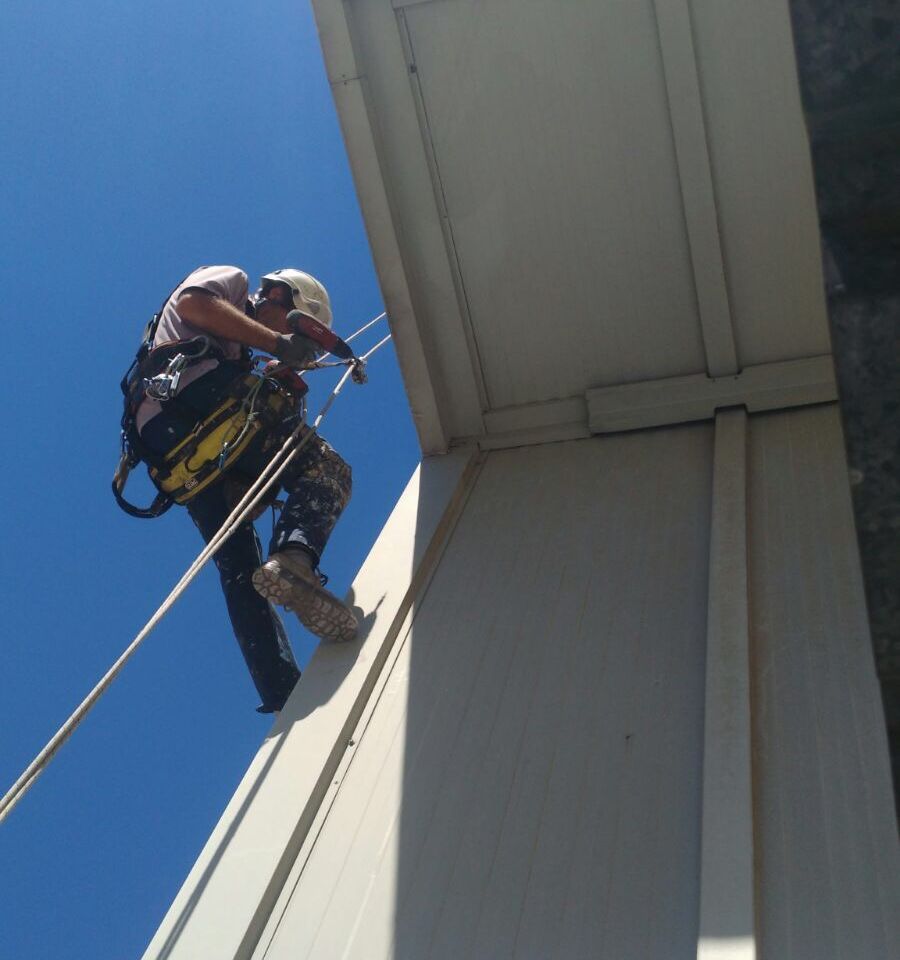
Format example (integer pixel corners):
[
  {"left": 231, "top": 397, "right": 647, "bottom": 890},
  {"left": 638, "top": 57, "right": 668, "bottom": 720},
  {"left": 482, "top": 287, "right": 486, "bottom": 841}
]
[{"left": 350, "top": 357, "right": 367, "bottom": 385}]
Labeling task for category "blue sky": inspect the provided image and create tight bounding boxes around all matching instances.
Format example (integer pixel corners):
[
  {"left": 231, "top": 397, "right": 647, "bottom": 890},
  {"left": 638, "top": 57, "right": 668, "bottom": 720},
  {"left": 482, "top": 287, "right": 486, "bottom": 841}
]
[{"left": 0, "top": 3, "right": 420, "bottom": 957}]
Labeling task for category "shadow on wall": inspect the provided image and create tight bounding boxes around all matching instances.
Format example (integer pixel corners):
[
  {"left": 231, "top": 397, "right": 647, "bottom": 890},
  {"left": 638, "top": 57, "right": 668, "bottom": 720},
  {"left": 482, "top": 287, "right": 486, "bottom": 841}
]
[
  {"left": 391, "top": 429, "right": 716, "bottom": 958},
  {"left": 147, "top": 449, "right": 473, "bottom": 959},
  {"left": 150, "top": 586, "right": 387, "bottom": 957},
  {"left": 274, "top": 587, "right": 383, "bottom": 726}
]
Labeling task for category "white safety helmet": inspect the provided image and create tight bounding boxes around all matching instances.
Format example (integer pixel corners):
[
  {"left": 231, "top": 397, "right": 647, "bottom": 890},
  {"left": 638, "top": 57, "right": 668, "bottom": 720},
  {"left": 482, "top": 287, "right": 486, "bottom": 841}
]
[{"left": 260, "top": 268, "right": 333, "bottom": 329}]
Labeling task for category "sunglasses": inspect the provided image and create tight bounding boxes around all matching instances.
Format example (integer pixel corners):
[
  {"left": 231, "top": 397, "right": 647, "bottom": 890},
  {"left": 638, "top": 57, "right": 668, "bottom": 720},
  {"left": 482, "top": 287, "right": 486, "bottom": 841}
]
[{"left": 256, "top": 281, "right": 294, "bottom": 306}]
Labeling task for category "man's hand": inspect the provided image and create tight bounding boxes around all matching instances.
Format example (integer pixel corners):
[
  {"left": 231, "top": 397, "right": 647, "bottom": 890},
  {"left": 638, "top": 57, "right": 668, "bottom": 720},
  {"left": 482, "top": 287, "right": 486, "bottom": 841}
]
[{"left": 273, "top": 333, "right": 318, "bottom": 367}]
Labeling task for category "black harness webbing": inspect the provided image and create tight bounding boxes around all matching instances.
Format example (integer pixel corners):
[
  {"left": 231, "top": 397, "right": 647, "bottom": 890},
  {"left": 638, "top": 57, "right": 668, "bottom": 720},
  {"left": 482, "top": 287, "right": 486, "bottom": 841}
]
[{"left": 113, "top": 271, "right": 240, "bottom": 519}]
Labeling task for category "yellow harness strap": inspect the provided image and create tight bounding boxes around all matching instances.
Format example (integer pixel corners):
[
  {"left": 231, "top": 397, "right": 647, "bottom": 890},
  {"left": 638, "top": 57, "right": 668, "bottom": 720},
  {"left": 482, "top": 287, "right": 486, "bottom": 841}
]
[{"left": 150, "top": 374, "right": 292, "bottom": 504}]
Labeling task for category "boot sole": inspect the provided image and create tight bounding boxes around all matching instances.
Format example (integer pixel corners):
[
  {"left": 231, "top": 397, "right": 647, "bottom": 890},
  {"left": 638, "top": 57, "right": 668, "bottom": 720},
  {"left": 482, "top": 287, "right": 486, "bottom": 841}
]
[{"left": 252, "top": 562, "right": 358, "bottom": 644}]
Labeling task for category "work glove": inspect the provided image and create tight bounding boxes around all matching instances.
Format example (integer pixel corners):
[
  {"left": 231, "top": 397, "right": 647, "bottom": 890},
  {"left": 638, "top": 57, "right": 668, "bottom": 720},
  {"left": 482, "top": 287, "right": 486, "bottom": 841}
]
[{"left": 273, "top": 333, "right": 318, "bottom": 367}]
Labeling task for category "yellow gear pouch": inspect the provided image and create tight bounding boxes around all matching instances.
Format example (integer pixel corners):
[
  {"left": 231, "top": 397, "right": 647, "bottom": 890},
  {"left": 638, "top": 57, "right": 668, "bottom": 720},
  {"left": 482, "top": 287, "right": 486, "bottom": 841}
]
[{"left": 150, "top": 375, "right": 289, "bottom": 504}]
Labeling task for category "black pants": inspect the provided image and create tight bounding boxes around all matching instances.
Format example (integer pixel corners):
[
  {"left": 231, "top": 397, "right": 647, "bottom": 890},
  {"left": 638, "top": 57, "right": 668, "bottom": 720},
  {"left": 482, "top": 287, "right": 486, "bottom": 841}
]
[{"left": 141, "top": 368, "right": 352, "bottom": 710}]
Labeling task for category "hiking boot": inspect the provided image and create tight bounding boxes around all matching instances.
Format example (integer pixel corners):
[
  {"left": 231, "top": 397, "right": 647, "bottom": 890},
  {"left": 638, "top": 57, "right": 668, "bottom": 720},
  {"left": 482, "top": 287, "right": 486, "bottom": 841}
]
[{"left": 252, "top": 549, "right": 358, "bottom": 643}]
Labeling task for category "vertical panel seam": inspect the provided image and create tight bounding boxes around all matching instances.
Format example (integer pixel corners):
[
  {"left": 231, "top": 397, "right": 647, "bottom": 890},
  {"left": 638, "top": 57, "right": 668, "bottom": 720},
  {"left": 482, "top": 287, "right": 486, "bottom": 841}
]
[
  {"left": 395, "top": 7, "right": 493, "bottom": 413},
  {"left": 242, "top": 450, "right": 488, "bottom": 960},
  {"left": 699, "top": 408, "right": 756, "bottom": 958},
  {"left": 652, "top": 0, "right": 738, "bottom": 378}
]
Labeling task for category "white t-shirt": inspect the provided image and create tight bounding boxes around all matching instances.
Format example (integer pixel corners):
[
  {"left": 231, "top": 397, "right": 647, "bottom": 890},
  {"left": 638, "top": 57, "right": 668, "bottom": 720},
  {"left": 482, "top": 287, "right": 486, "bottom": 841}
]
[{"left": 136, "top": 265, "right": 250, "bottom": 431}]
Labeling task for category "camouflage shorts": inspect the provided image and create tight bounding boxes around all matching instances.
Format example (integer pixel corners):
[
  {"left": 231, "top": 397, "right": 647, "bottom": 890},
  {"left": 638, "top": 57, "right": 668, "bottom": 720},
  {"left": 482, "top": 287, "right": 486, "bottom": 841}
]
[{"left": 264, "top": 431, "right": 352, "bottom": 566}]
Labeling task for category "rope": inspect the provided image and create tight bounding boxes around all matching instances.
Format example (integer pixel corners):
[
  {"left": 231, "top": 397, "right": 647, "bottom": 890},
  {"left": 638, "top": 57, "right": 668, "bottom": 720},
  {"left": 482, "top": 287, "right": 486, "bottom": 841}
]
[
  {"left": 217, "top": 375, "right": 268, "bottom": 468},
  {"left": 343, "top": 312, "right": 386, "bottom": 346},
  {"left": 0, "top": 321, "right": 392, "bottom": 824},
  {"left": 305, "top": 313, "right": 388, "bottom": 369}
]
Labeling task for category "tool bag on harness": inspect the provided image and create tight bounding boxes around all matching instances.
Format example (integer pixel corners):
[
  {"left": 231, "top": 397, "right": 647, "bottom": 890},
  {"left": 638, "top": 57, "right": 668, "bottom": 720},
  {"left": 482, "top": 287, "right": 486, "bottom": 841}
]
[{"left": 112, "top": 291, "right": 306, "bottom": 519}]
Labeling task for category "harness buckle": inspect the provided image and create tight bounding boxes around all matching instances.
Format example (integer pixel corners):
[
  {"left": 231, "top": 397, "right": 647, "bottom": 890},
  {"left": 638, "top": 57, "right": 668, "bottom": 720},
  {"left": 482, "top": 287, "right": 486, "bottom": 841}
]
[
  {"left": 145, "top": 354, "right": 186, "bottom": 401},
  {"left": 143, "top": 336, "right": 213, "bottom": 402}
]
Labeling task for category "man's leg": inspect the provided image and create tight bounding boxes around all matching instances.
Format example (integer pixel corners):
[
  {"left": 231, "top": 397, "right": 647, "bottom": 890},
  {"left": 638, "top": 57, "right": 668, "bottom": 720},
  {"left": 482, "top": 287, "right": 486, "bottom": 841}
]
[
  {"left": 272, "top": 435, "right": 352, "bottom": 562},
  {"left": 251, "top": 435, "right": 357, "bottom": 642},
  {"left": 187, "top": 484, "right": 301, "bottom": 711}
]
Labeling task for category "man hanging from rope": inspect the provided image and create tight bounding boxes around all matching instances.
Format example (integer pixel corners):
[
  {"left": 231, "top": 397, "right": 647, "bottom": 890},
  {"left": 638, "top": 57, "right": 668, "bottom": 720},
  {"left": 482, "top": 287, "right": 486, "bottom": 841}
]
[{"left": 133, "top": 265, "right": 357, "bottom": 713}]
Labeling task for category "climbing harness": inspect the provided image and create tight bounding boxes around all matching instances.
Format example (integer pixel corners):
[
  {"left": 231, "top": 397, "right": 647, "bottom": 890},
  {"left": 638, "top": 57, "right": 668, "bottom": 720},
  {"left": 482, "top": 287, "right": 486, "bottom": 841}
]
[
  {"left": 113, "top": 366, "right": 304, "bottom": 516},
  {"left": 112, "top": 288, "right": 362, "bottom": 520},
  {"left": 113, "top": 274, "right": 232, "bottom": 518},
  {"left": 0, "top": 315, "right": 390, "bottom": 824}
]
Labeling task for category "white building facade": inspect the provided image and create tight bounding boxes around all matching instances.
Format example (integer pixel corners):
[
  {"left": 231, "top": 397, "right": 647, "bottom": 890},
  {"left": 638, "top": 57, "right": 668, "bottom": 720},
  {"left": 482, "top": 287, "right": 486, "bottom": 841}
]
[{"left": 144, "top": 2, "right": 900, "bottom": 957}]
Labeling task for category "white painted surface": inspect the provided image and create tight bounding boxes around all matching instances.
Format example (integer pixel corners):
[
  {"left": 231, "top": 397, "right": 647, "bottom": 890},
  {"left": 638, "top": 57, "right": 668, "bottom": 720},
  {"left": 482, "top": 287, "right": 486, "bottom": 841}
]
[
  {"left": 313, "top": 0, "right": 831, "bottom": 441},
  {"left": 310, "top": 0, "right": 453, "bottom": 454},
  {"left": 142, "top": 450, "right": 478, "bottom": 960},
  {"left": 329, "top": 74, "right": 449, "bottom": 453},
  {"left": 476, "top": 395, "right": 591, "bottom": 450},
  {"left": 690, "top": 0, "right": 830, "bottom": 366},
  {"left": 402, "top": 0, "right": 705, "bottom": 408},
  {"left": 141, "top": 2, "right": 900, "bottom": 956},
  {"left": 587, "top": 356, "right": 837, "bottom": 434},
  {"left": 699, "top": 409, "right": 755, "bottom": 960},
  {"left": 653, "top": 0, "right": 737, "bottom": 377},
  {"left": 312, "top": 0, "right": 486, "bottom": 447},
  {"left": 257, "top": 431, "right": 714, "bottom": 959},
  {"left": 748, "top": 406, "right": 900, "bottom": 960},
  {"left": 144, "top": 412, "right": 900, "bottom": 959}
]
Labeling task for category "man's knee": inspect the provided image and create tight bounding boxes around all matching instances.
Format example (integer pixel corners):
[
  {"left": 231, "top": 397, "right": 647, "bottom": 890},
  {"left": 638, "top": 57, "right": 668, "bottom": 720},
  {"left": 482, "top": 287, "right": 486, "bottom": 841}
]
[{"left": 300, "top": 440, "right": 352, "bottom": 510}]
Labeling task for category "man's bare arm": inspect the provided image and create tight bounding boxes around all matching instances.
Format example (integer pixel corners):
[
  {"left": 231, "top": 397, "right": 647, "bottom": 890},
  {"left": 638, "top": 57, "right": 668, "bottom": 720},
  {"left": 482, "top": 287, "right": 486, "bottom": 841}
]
[{"left": 176, "top": 291, "right": 280, "bottom": 353}]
